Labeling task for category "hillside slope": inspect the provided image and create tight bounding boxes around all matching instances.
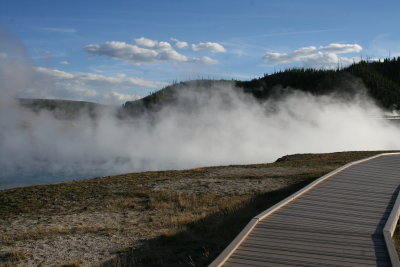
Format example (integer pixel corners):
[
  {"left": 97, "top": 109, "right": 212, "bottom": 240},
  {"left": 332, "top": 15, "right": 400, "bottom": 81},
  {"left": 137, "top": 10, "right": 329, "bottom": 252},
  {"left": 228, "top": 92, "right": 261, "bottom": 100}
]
[
  {"left": 123, "top": 58, "right": 400, "bottom": 117},
  {"left": 18, "top": 58, "right": 400, "bottom": 118},
  {"left": 18, "top": 98, "right": 113, "bottom": 120}
]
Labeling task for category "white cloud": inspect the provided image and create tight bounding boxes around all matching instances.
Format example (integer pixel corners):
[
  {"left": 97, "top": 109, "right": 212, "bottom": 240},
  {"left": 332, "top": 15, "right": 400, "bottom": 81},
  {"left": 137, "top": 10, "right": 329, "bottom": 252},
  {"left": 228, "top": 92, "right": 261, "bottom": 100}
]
[
  {"left": 85, "top": 37, "right": 223, "bottom": 65},
  {"left": 59, "top": 61, "right": 69, "bottom": 65},
  {"left": 190, "top": 56, "right": 219, "bottom": 65},
  {"left": 134, "top": 37, "right": 159, "bottom": 48},
  {"left": 102, "top": 91, "right": 141, "bottom": 104},
  {"left": 320, "top": 43, "right": 362, "bottom": 54},
  {"left": 170, "top": 38, "right": 189, "bottom": 49},
  {"left": 192, "top": 42, "right": 227, "bottom": 53},
  {"left": 35, "top": 67, "right": 74, "bottom": 79},
  {"left": 176, "top": 41, "right": 189, "bottom": 49},
  {"left": 265, "top": 46, "right": 318, "bottom": 63},
  {"left": 30, "top": 67, "right": 167, "bottom": 104},
  {"left": 75, "top": 73, "right": 166, "bottom": 89},
  {"left": 35, "top": 67, "right": 166, "bottom": 89},
  {"left": 85, "top": 39, "right": 187, "bottom": 65},
  {"left": 263, "top": 43, "right": 363, "bottom": 69},
  {"left": 86, "top": 41, "right": 159, "bottom": 65}
]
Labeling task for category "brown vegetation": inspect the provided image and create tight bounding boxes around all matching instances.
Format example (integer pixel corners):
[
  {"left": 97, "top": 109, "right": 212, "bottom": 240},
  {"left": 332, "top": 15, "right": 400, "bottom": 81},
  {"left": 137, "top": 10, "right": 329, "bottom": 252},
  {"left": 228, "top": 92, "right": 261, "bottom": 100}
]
[{"left": 0, "top": 150, "right": 396, "bottom": 266}]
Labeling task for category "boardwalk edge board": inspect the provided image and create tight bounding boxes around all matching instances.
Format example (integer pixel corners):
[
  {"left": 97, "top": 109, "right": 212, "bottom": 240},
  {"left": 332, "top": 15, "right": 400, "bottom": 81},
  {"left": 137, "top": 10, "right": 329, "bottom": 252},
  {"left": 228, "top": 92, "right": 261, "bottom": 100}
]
[
  {"left": 383, "top": 185, "right": 400, "bottom": 267},
  {"left": 209, "top": 152, "right": 400, "bottom": 267}
]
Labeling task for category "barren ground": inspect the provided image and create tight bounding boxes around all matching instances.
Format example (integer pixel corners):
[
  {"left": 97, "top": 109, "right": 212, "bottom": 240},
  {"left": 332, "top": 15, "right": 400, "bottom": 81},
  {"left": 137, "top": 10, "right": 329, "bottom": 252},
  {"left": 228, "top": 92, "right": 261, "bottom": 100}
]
[{"left": 0, "top": 151, "right": 397, "bottom": 266}]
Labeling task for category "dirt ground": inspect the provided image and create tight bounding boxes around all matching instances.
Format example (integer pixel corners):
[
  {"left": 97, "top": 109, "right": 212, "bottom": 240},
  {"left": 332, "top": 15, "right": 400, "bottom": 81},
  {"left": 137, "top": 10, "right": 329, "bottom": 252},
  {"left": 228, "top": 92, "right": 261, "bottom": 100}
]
[{"left": 0, "top": 151, "right": 392, "bottom": 266}]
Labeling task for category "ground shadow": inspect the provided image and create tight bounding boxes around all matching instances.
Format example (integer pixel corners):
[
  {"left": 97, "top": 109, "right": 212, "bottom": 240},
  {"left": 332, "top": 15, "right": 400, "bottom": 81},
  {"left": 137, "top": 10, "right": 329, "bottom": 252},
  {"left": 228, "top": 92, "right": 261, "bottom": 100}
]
[{"left": 99, "top": 180, "right": 313, "bottom": 267}]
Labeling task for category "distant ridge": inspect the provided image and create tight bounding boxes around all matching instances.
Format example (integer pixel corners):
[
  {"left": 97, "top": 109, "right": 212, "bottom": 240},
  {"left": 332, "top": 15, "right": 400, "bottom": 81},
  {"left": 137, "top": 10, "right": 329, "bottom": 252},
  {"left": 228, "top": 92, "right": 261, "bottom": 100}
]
[
  {"left": 18, "top": 98, "right": 112, "bottom": 119},
  {"left": 238, "top": 57, "right": 400, "bottom": 109},
  {"left": 122, "top": 79, "right": 235, "bottom": 115},
  {"left": 18, "top": 58, "right": 400, "bottom": 118},
  {"left": 123, "top": 57, "right": 400, "bottom": 116}
]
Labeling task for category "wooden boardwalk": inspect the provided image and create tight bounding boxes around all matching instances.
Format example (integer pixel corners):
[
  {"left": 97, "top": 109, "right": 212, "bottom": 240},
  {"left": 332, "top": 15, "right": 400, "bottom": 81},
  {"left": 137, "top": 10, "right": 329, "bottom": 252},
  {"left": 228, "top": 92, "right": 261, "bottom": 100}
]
[{"left": 211, "top": 153, "right": 400, "bottom": 267}]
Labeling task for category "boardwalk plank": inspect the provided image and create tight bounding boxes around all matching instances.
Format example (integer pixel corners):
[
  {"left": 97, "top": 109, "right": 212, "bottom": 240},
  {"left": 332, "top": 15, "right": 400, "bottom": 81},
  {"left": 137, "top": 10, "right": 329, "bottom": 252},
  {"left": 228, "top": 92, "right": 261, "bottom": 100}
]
[
  {"left": 281, "top": 205, "right": 391, "bottom": 219},
  {"left": 241, "top": 239, "right": 387, "bottom": 257},
  {"left": 212, "top": 154, "right": 400, "bottom": 267},
  {"left": 232, "top": 249, "right": 382, "bottom": 266},
  {"left": 248, "top": 233, "right": 386, "bottom": 248}
]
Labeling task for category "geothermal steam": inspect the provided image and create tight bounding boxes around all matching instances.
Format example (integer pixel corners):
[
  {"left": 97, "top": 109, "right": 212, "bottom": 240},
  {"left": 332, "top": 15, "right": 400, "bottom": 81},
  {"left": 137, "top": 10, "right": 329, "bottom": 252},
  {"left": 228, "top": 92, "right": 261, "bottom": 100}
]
[{"left": 1, "top": 29, "right": 400, "bottom": 188}]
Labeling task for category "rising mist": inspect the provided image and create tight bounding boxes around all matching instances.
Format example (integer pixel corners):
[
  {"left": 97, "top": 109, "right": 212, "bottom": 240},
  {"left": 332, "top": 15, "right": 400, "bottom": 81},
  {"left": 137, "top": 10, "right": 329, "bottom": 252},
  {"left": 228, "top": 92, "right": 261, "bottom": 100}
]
[{"left": 1, "top": 29, "right": 400, "bottom": 189}]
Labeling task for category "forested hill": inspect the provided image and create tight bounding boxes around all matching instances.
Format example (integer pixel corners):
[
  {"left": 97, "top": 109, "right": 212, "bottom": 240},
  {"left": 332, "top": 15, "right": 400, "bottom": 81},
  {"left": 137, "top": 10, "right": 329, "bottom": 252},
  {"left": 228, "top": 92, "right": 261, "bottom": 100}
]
[
  {"left": 123, "top": 57, "right": 400, "bottom": 115},
  {"left": 18, "top": 98, "right": 111, "bottom": 119},
  {"left": 122, "top": 79, "right": 234, "bottom": 115},
  {"left": 238, "top": 57, "right": 400, "bottom": 109}
]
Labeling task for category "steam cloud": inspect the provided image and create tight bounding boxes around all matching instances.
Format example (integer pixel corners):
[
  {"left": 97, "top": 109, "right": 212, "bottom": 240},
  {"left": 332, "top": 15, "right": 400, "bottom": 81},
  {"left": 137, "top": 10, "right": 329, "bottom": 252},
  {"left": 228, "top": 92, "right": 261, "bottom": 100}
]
[{"left": 1, "top": 28, "right": 400, "bottom": 189}]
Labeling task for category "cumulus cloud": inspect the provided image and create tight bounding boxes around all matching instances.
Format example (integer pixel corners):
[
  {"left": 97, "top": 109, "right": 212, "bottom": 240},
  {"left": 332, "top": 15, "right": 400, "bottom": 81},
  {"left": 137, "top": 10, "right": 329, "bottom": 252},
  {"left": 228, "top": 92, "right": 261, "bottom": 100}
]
[
  {"left": 85, "top": 37, "right": 221, "bottom": 65},
  {"left": 103, "top": 91, "right": 141, "bottom": 103},
  {"left": 320, "top": 43, "right": 362, "bottom": 54},
  {"left": 35, "top": 67, "right": 74, "bottom": 79},
  {"left": 264, "top": 43, "right": 363, "bottom": 69},
  {"left": 34, "top": 67, "right": 165, "bottom": 88},
  {"left": 85, "top": 39, "right": 188, "bottom": 65},
  {"left": 134, "top": 37, "right": 159, "bottom": 48},
  {"left": 190, "top": 56, "right": 219, "bottom": 64},
  {"left": 133, "top": 37, "right": 177, "bottom": 53},
  {"left": 171, "top": 38, "right": 189, "bottom": 49},
  {"left": 192, "top": 42, "right": 227, "bottom": 53},
  {"left": 59, "top": 60, "right": 69, "bottom": 65},
  {"left": 76, "top": 72, "right": 166, "bottom": 89}
]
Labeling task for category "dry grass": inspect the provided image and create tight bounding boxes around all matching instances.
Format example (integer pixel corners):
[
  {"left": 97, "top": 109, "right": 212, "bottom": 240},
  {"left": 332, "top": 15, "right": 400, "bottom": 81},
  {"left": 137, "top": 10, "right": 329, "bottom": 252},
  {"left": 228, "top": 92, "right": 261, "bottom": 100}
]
[
  {"left": 0, "top": 249, "right": 29, "bottom": 266},
  {"left": 0, "top": 150, "right": 396, "bottom": 266},
  {"left": 1, "top": 224, "right": 118, "bottom": 245},
  {"left": 60, "top": 261, "right": 82, "bottom": 267}
]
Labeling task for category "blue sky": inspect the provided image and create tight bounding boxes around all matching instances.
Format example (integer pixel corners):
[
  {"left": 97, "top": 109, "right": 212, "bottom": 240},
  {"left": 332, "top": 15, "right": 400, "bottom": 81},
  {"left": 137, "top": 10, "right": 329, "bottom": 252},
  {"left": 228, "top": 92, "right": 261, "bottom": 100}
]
[{"left": 1, "top": 0, "right": 400, "bottom": 104}]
